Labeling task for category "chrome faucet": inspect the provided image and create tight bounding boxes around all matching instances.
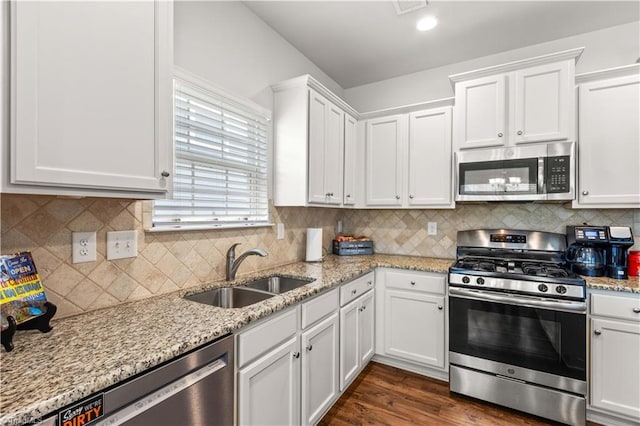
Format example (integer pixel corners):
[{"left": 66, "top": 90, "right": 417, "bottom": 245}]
[{"left": 226, "top": 243, "right": 268, "bottom": 281}]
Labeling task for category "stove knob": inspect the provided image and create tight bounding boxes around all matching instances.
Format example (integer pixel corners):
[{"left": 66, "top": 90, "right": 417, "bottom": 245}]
[
  {"left": 462, "top": 276, "right": 470, "bottom": 284},
  {"left": 556, "top": 285, "right": 567, "bottom": 295},
  {"left": 476, "top": 277, "right": 485, "bottom": 285},
  {"left": 538, "top": 284, "right": 548, "bottom": 292}
]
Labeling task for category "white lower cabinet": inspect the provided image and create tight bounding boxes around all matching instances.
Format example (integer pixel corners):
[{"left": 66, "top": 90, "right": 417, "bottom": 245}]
[
  {"left": 301, "top": 313, "right": 339, "bottom": 425},
  {"left": 376, "top": 269, "right": 447, "bottom": 374},
  {"left": 339, "top": 288, "right": 375, "bottom": 391},
  {"left": 589, "top": 291, "right": 640, "bottom": 424},
  {"left": 237, "top": 289, "right": 339, "bottom": 426}
]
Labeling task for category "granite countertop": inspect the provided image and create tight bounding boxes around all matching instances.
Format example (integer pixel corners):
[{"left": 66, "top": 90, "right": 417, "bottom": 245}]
[{"left": 0, "top": 254, "right": 638, "bottom": 425}]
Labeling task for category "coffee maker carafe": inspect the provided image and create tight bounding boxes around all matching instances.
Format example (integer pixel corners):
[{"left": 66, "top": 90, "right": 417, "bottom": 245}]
[
  {"left": 566, "top": 226, "right": 608, "bottom": 276},
  {"left": 607, "top": 226, "right": 634, "bottom": 279}
]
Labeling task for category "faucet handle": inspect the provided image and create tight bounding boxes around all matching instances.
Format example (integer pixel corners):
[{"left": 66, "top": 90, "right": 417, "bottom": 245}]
[{"left": 227, "top": 243, "right": 242, "bottom": 257}]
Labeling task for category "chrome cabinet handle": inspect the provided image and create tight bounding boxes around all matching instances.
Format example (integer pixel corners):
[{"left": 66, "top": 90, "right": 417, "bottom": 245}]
[
  {"left": 293, "top": 352, "right": 301, "bottom": 359},
  {"left": 161, "top": 171, "right": 170, "bottom": 178},
  {"left": 438, "top": 305, "right": 443, "bottom": 310},
  {"left": 517, "top": 130, "right": 523, "bottom": 135},
  {"left": 498, "top": 133, "right": 503, "bottom": 137},
  {"left": 582, "top": 190, "right": 589, "bottom": 196},
  {"left": 594, "top": 330, "right": 602, "bottom": 335},
  {"left": 306, "top": 345, "right": 313, "bottom": 351},
  {"left": 633, "top": 307, "right": 640, "bottom": 313}
]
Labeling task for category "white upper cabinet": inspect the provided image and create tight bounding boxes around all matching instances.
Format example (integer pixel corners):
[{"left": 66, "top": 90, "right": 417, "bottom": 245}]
[
  {"left": 365, "top": 114, "right": 406, "bottom": 206},
  {"left": 343, "top": 114, "right": 358, "bottom": 205},
  {"left": 363, "top": 102, "right": 454, "bottom": 209},
  {"left": 574, "top": 65, "right": 640, "bottom": 208},
  {"left": 308, "top": 89, "right": 344, "bottom": 205},
  {"left": 451, "top": 48, "right": 582, "bottom": 151},
  {"left": 408, "top": 107, "right": 453, "bottom": 207},
  {"left": 8, "top": 0, "right": 173, "bottom": 198},
  {"left": 272, "top": 75, "right": 358, "bottom": 207}
]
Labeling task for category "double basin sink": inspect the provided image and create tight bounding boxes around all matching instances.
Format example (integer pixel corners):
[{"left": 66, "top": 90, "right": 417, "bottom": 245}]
[{"left": 184, "top": 275, "right": 315, "bottom": 309}]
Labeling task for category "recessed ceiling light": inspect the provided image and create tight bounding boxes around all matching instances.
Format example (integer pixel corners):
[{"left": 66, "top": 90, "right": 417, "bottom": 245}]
[{"left": 417, "top": 15, "right": 438, "bottom": 32}]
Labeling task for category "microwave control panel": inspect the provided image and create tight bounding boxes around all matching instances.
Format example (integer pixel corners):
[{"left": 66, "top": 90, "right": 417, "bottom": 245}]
[{"left": 545, "top": 156, "right": 570, "bottom": 193}]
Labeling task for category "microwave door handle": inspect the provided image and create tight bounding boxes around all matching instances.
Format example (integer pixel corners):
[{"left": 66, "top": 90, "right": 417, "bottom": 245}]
[{"left": 538, "top": 157, "right": 545, "bottom": 194}]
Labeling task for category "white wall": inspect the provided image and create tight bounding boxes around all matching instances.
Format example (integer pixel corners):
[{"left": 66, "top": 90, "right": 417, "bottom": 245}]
[
  {"left": 344, "top": 21, "right": 640, "bottom": 112},
  {"left": 174, "top": 1, "right": 343, "bottom": 110}
]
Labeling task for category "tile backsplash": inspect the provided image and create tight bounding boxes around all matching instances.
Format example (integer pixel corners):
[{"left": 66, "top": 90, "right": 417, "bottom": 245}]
[{"left": 1, "top": 194, "right": 638, "bottom": 319}]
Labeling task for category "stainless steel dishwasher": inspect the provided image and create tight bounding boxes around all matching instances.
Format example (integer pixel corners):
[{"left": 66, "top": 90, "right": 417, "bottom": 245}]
[{"left": 40, "top": 334, "right": 234, "bottom": 426}]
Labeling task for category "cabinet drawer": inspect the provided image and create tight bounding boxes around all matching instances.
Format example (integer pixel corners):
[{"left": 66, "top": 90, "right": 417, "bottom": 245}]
[
  {"left": 591, "top": 292, "right": 640, "bottom": 322},
  {"left": 385, "top": 270, "right": 445, "bottom": 294},
  {"left": 301, "top": 288, "right": 339, "bottom": 329},
  {"left": 340, "top": 272, "right": 375, "bottom": 306},
  {"left": 237, "top": 307, "right": 298, "bottom": 368}
]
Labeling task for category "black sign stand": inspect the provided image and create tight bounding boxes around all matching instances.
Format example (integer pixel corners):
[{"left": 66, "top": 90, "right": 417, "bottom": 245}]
[{"left": 1, "top": 301, "right": 57, "bottom": 352}]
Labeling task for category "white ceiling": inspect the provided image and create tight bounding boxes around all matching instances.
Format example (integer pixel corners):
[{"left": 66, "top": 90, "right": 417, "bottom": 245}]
[{"left": 243, "top": 1, "right": 640, "bottom": 89}]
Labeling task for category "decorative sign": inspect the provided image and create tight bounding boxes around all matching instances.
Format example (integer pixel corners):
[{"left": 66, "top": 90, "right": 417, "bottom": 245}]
[
  {"left": 58, "top": 393, "right": 104, "bottom": 426},
  {"left": 0, "top": 252, "right": 48, "bottom": 329}
]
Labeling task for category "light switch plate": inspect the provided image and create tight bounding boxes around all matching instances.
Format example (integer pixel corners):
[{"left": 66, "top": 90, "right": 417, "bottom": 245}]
[
  {"left": 72, "top": 232, "right": 97, "bottom": 263},
  {"left": 106, "top": 230, "right": 138, "bottom": 260},
  {"left": 427, "top": 222, "right": 437, "bottom": 235}
]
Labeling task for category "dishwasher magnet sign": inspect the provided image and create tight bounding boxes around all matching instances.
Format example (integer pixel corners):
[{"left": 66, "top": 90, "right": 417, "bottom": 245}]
[{"left": 58, "top": 393, "right": 103, "bottom": 426}]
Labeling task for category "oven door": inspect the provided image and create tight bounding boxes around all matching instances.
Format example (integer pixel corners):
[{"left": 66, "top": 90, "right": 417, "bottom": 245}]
[{"left": 449, "top": 287, "right": 586, "bottom": 393}]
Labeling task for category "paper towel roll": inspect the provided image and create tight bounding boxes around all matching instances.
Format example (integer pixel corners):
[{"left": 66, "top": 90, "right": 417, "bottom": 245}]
[{"left": 306, "top": 228, "right": 323, "bottom": 262}]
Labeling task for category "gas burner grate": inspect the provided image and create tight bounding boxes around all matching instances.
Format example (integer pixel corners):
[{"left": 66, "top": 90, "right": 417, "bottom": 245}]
[
  {"left": 521, "top": 263, "right": 569, "bottom": 278},
  {"left": 457, "top": 259, "right": 496, "bottom": 272}
]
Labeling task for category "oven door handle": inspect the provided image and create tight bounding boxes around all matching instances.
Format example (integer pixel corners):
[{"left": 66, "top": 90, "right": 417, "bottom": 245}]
[{"left": 449, "top": 287, "right": 587, "bottom": 313}]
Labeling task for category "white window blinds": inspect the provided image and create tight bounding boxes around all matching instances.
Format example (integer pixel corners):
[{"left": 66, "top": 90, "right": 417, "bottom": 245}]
[{"left": 152, "top": 77, "right": 270, "bottom": 230}]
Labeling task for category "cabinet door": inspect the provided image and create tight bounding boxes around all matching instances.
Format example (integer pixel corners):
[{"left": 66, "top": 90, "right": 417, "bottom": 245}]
[
  {"left": 591, "top": 318, "right": 640, "bottom": 419},
  {"left": 343, "top": 114, "right": 358, "bottom": 205},
  {"left": 308, "top": 90, "right": 330, "bottom": 204},
  {"left": 384, "top": 290, "right": 445, "bottom": 368},
  {"left": 301, "top": 313, "right": 339, "bottom": 426},
  {"left": 238, "top": 337, "right": 301, "bottom": 426},
  {"left": 324, "top": 102, "right": 345, "bottom": 204},
  {"left": 358, "top": 291, "right": 375, "bottom": 366},
  {"left": 513, "top": 61, "right": 572, "bottom": 144},
  {"left": 11, "top": 1, "right": 170, "bottom": 195},
  {"left": 339, "top": 298, "right": 360, "bottom": 391},
  {"left": 576, "top": 74, "right": 640, "bottom": 207},
  {"left": 365, "top": 115, "right": 406, "bottom": 205},
  {"left": 408, "top": 107, "right": 453, "bottom": 207},
  {"left": 453, "top": 74, "right": 507, "bottom": 150}
]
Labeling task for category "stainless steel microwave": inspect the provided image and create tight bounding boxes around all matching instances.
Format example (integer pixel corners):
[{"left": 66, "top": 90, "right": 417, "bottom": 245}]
[{"left": 455, "top": 141, "right": 575, "bottom": 202}]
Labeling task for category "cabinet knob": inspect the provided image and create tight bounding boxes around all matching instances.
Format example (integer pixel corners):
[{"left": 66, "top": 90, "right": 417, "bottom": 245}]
[
  {"left": 351, "top": 289, "right": 357, "bottom": 295},
  {"left": 497, "top": 133, "right": 503, "bottom": 138},
  {"left": 329, "top": 192, "right": 334, "bottom": 197},
  {"left": 362, "top": 305, "right": 367, "bottom": 311},
  {"left": 582, "top": 190, "right": 589, "bottom": 196},
  {"left": 438, "top": 305, "right": 443, "bottom": 310},
  {"left": 306, "top": 345, "right": 313, "bottom": 352},
  {"left": 293, "top": 352, "right": 301, "bottom": 359},
  {"left": 367, "top": 281, "right": 373, "bottom": 286},
  {"left": 395, "top": 195, "right": 400, "bottom": 200},
  {"left": 410, "top": 281, "right": 416, "bottom": 286},
  {"left": 517, "top": 130, "right": 523, "bottom": 135},
  {"left": 594, "top": 329, "right": 602, "bottom": 335},
  {"left": 409, "top": 195, "right": 414, "bottom": 199},
  {"left": 358, "top": 307, "right": 364, "bottom": 312},
  {"left": 161, "top": 171, "right": 170, "bottom": 178},
  {"left": 346, "top": 194, "right": 351, "bottom": 198},
  {"left": 633, "top": 307, "right": 640, "bottom": 313}
]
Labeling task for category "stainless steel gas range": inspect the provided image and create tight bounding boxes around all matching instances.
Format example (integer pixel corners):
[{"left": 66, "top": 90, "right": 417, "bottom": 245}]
[{"left": 448, "top": 229, "right": 587, "bottom": 426}]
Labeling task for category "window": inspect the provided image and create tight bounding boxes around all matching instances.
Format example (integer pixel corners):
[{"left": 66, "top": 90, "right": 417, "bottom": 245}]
[{"left": 152, "top": 71, "right": 271, "bottom": 231}]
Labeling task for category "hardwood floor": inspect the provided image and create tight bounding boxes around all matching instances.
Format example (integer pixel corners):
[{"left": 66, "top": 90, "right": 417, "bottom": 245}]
[{"left": 319, "top": 362, "right": 600, "bottom": 426}]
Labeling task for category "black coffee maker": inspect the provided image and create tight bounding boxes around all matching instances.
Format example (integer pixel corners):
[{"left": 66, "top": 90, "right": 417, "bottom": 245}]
[
  {"left": 566, "top": 225, "right": 635, "bottom": 279},
  {"left": 566, "top": 226, "right": 608, "bottom": 276},
  {"left": 607, "top": 226, "right": 634, "bottom": 279}
]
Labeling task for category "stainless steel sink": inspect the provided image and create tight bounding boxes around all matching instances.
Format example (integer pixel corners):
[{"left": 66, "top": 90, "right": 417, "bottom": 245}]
[
  {"left": 243, "top": 275, "right": 315, "bottom": 294},
  {"left": 184, "top": 286, "right": 274, "bottom": 309}
]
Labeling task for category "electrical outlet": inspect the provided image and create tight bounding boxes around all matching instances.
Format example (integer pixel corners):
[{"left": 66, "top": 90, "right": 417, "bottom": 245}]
[
  {"left": 106, "top": 230, "right": 138, "bottom": 260},
  {"left": 276, "top": 223, "right": 285, "bottom": 240},
  {"left": 337, "top": 220, "right": 343, "bottom": 234},
  {"left": 427, "top": 222, "right": 437, "bottom": 235},
  {"left": 72, "top": 232, "right": 97, "bottom": 263}
]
